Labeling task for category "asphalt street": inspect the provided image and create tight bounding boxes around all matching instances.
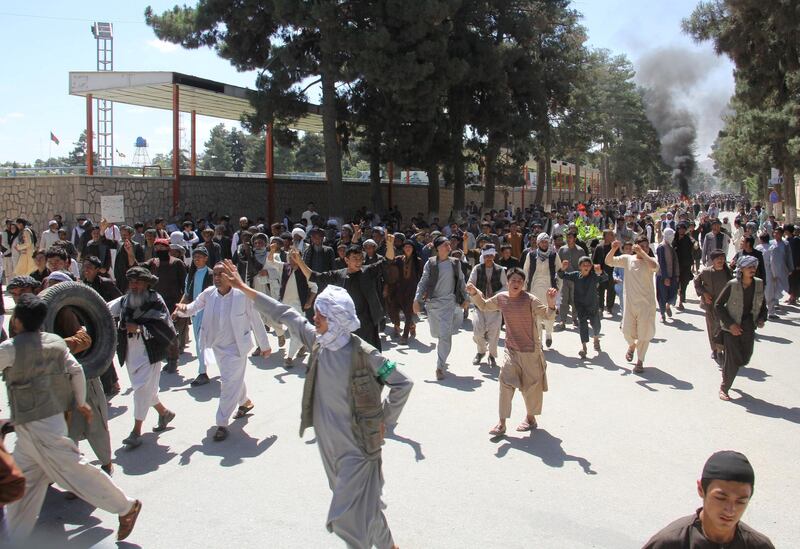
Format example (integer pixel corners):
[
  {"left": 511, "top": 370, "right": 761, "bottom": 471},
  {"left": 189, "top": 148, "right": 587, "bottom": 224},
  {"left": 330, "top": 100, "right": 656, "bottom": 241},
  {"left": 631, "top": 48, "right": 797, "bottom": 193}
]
[{"left": 7, "top": 244, "right": 798, "bottom": 548}]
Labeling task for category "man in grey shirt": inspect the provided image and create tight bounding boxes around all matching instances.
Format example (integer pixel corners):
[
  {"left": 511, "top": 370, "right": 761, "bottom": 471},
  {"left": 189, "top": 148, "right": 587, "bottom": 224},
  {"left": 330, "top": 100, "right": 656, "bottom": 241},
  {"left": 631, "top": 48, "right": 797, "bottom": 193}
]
[
  {"left": 556, "top": 229, "right": 584, "bottom": 330},
  {"left": 414, "top": 236, "right": 469, "bottom": 380}
]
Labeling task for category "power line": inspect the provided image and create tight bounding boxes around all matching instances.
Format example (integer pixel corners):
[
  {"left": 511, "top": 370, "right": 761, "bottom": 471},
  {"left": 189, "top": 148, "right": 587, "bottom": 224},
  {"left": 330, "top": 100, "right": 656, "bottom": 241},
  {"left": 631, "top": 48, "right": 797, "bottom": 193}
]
[{"left": 0, "top": 12, "right": 144, "bottom": 24}]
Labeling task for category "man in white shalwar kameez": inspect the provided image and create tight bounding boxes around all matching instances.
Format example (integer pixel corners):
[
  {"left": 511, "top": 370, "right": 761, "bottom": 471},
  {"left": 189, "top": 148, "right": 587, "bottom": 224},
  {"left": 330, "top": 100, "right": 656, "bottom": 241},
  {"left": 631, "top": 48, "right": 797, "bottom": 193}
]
[
  {"left": 109, "top": 267, "right": 177, "bottom": 449},
  {"left": 220, "top": 260, "right": 411, "bottom": 549},
  {"left": 468, "top": 246, "right": 507, "bottom": 367},
  {"left": 175, "top": 262, "right": 271, "bottom": 441},
  {"left": 0, "top": 294, "right": 142, "bottom": 541},
  {"left": 605, "top": 237, "right": 659, "bottom": 373}
]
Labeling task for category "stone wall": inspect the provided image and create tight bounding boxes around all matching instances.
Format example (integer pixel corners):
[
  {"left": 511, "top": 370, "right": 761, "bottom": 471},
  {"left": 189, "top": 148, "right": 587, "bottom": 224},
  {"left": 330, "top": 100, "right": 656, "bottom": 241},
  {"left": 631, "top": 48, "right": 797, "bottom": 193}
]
[{"left": 1, "top": 175, "right": 578, "bottom": 234}]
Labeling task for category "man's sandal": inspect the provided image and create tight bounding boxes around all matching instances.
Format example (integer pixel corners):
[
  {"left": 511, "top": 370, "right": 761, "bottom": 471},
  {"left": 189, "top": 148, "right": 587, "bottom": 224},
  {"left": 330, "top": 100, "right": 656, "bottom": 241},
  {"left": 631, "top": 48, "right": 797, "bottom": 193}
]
[
  {"left": 516, "top": 418, "right": 537, "bottom": 432},
  {"left": 118, "top": 500, "right": 142, "bottom": 541},
  {"left": 625, "top": 349, "right": 635, "bottom": 362},
  {"left": 489, "top": 425, "right": 506, "bottom": 436},
  {"left": 719, "top": 390, "right": 731, "bottom": 401},
  {"left": 233, "top": 403, "right": 254, "bottom": 419}
]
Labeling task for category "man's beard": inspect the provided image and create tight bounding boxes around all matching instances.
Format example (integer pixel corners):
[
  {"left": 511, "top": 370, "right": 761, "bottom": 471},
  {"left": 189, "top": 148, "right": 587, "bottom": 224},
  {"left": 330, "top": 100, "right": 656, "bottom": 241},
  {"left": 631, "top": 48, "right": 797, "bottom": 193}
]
[
  {"left": 538, "top": 245, "right": 549, "bottom": 252},
  {"left": 126, "top": 289, "right": 148, "bottom": 309}
]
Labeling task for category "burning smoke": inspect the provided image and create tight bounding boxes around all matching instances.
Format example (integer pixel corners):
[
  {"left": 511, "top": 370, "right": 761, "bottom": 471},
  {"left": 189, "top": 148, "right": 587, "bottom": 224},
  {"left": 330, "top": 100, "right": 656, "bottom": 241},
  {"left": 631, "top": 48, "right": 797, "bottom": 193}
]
[{"left": 636, "top": 47, "right": 717, "bottom": 196}]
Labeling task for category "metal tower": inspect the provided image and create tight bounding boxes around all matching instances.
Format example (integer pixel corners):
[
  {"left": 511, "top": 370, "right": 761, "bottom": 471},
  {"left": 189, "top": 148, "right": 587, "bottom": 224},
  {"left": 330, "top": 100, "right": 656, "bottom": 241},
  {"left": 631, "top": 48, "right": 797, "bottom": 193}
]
[
  {"left": 92, "top": 22, "right": 114, "bottom": 173},
  {"left": 132, "top": 137, "right": 150, "bottom": 167}
]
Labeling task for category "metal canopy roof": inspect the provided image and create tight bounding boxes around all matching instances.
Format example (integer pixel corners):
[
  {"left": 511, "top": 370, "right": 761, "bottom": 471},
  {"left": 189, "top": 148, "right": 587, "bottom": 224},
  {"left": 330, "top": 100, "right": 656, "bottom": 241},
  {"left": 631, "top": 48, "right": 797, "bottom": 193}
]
[{"left": 68, "top": 71, "right": 324, "bottom": 133}]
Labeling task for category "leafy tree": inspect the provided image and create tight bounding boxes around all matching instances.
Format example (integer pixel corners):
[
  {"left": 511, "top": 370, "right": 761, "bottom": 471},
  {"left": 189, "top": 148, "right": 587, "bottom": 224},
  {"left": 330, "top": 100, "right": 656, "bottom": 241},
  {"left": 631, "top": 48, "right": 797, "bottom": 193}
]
[
  {"left": 294, "top": 134, "right": 326, "bottom": 172},
  {"left": 146, "top": 1, "right": 356, "bottom": 218},
  {"left": 67, "top": 131, "right": 88, "bottom": 167},
  {"left": 200, "top": 123, "right": 232, "bottom": 171},
  {"left": 228, "top": 128, "right": 248, "bottom": 172},
  {"left": 684, "top": 0, "right": 800, "bottom": 220}
]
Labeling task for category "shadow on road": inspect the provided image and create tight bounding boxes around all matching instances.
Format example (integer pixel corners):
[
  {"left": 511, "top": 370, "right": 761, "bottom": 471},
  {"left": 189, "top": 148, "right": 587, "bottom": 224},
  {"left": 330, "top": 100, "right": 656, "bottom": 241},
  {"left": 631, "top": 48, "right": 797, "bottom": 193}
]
[
  {"left": 634, "top": 367, "right": 693, "bottom": 392},
  {"left": 493, "top": 429, "right": 596, "bottom": 475},
  {"left": 393, "top": 339, "right": 435, "bottom": 355},
  {"left": 171, "top": 377, "right": 221, "bottom": 402},
  {"left": 731, "top": 389, "right": 800, "bottom": 424},
  {"left": 755, "top": 333, "right": 792, "bottom": 344},
  {"left": 107, "top": 403, "right": 128, "bottom": 420},
  {"left": 666, "top": 318, "right": 703, "bottom": 332},
  {"left": 423, "top": 372, "right": 483, "bottom": 391},
  {"left": 478, "top": 362, "right": 499, "bottom": 381},
  {"left": 158, "top": 371, "right": 189, "bottom": 391},
  {"left": 113, "top": 434, "right": 179, "bottom": 475},
  {"left": 385, "top": 425, "right": 425, "bottom": 461},
  {"left": 738, "top": 367, "right": 770, "bottom": 382},
  {"left": 545, "top": 349, "right": 590, "bottom": 370},
  {"left": 33, "top": 486, "right": 120, "bottom": 549},
  {"left": 179, "top": 422, "right": 278, "bottom": 467}
]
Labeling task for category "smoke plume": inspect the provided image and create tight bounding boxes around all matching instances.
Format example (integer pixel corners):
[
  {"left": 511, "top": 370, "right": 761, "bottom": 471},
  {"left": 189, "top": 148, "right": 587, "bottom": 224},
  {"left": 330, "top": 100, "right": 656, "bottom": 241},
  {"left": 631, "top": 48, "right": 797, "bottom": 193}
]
[{"left": 636, "top": 47, "right": 717, "bottom": 196}]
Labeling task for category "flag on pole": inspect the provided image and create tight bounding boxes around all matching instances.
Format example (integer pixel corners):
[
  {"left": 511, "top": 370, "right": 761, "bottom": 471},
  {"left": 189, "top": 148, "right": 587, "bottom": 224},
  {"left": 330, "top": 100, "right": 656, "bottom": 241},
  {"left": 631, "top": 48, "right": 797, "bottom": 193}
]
[
  {"left": 50, "top": 132, "right": 60, "bottom": 145},
  {"left": 116, "top": 149, "right": 126, "bottom": 158}
]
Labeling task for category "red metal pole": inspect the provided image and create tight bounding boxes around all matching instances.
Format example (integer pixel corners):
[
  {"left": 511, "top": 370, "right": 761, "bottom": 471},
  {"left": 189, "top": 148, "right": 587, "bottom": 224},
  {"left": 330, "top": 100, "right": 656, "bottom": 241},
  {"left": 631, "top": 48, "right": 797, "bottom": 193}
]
[
  {"left": 266, "top": 122, "right": 275, "bottom": 225},
  {"left": 190, "top": 109, "right": 196, "bottom": 176},
  {"left": 405, "top": 169, "right": 410, "bottom": 185},
  {"left": 172, "top": 84, "right": 180, "bottom": 216},
  {"left": 387, "top": 161, "right": 394, "bottom": 209},
  {"left": 86, "top": 94, "right": 94, "bottom": 176}
]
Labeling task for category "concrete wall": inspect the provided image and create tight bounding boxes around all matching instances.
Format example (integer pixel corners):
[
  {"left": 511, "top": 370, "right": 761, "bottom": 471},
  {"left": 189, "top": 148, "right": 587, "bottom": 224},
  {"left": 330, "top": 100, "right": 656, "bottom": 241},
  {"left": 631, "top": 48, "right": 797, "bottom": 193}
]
[{"left": 1, "top": 175, "right": 579, "bottom": 233}]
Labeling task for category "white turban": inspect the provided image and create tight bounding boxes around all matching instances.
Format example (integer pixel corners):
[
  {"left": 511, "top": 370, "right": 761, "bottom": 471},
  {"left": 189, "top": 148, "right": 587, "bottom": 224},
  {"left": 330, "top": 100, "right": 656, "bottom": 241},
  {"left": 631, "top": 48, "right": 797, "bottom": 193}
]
[
  {"left": 314, "top": 285, "right": 361, "bottom": 351},
  {"left": 481, "top": 246, "right": 497, "bottom": 259},
  {"left": 169, "top": 231, "right": 185, "bottom": 246},
  {"left": 536, "top": 232, "right": 550, "bottom": 244},
  {"left": 662, "top": 227, "right": 675, "bottom": 245},
  {"left": 292, "top": 227, "right": 306, "bottom": 240}
]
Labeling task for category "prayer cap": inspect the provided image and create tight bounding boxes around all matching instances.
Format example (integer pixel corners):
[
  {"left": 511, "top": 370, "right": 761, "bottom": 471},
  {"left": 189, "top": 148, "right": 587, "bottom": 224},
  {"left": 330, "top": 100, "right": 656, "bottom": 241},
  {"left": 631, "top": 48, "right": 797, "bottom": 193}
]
[
  {"left": 701, "top": 451, "right": 755, "bottom": 486},
  {"left": 269, "top": 236, "right": 283, "bottom": 246},
  {"left": 308, "top": 226, "right": 325, "bottom": 236},
  {"left": 711, "top": 218, "right": 722, "bottom": 225},
  {"left": 363, "top": 239, "right": 377, "bottom": 247},
  {"left": 393, "top": 232, "right": 406, "bottom": 243},
  {"left": 7, "top": 275, "right": 40, "bottom": 290},
  {"left": 126, "top": 266, "right": 158, "bottom": 285},
  {"left": 252, "top": 232, "right": 268, "bottom": 242},
  {"left": 192, "top": 246, "right": 209, "bottom": 257},
  {"left": 709, "top": 249, "right": 726, "bottom": 260},
  {"left": 372, "top": 226, "right": 385, "bottom": 235},
  {"left": 48, "top": 219, "right": 58, "bottom": 226}
]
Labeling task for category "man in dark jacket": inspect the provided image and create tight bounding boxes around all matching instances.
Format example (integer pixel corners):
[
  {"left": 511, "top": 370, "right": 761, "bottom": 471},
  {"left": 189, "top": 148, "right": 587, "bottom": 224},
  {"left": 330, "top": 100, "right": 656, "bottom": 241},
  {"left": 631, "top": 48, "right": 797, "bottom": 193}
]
[
  {"left": 294, "top": 239, "right": 395, "bottom": 351},
  {"left": 592, "top": 229, "right": 617, "bottom": 314},
  {"left": 673, "top": 222, "right": 696, "bottom": 310},
  {"left": 83, "top": 255, "right": 124, "bottom": 396},
  {"left": 113, "top": 226, "right": 145, "bottom": 293},
  {"left": 643, "top": 451, "right": 774, "bottom": 548},
  {"left": 82, "top": 221, "right": 117, "bottom": 275},
  {"left": 142, "top": 239, "right": 186, "bottom": 373}
]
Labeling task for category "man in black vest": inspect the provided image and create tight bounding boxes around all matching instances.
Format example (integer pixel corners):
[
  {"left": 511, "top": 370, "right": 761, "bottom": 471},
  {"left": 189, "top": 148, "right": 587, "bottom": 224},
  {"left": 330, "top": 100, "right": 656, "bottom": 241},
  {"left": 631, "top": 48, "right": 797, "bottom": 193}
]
[
  {"left": 113, "top": 226, "right": 145, "bottom": 294},
  {"left": 279, "top": 250, "right": 318, "bottom": 367},
  {"left": 523, "top": 232, "right": 560, "bottom": 347},
  {"left": 592, "top": 229, "right": 617, "bottom": 314},
  {"left": 468, "top": 246, "right": 507, "bottom": 367},
  {"left": 294, "top": 237, "right": 395, "bottom": 351}
]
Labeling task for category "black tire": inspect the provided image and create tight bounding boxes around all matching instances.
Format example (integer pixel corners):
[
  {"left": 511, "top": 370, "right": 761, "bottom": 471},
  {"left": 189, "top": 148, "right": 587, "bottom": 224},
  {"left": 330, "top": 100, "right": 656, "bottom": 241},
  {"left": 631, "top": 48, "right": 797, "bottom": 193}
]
[{"left": 39, "top": 281, "right": 117, "bottom": 378}]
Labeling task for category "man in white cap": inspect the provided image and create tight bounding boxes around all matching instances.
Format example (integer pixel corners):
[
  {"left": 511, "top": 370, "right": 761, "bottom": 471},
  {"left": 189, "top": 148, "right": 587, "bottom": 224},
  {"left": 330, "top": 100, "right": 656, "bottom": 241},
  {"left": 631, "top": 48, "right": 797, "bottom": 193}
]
[
  {"left": 40, "top": 219, "right": 60, "bottom": 251},
  {"left": 468, "top": 245, "right": 507, "bottom": 367},
  {"left": 522, "top": 232, "right": 561, "bottom": 348},
  {"left": 414, "top": 236, "right": 469, "bottom": 380},
  {"left": 175, "top": 262, "right": 270, "bottom": 440},
  {"left": 219, "top": 260, "right": 411, "bottom": 549}
]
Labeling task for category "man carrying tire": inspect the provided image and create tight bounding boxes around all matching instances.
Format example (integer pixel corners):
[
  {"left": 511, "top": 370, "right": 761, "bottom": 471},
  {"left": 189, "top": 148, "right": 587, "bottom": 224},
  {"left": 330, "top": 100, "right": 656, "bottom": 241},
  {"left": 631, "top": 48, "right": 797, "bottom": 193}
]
[
  {"left": 43, "top": 270, "right": 116, "bottom": 481},
  {"left": 108, "top": 267, "right": 177, "bottom": 449}
]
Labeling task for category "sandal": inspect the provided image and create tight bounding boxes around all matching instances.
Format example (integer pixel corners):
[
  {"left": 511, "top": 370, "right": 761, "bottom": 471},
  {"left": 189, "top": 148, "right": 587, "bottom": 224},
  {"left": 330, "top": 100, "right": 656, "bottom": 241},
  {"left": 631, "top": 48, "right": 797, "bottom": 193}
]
[
  {"left": 233, "top": 403, "right": 254, "bottom": 419},
  {"left": 593, "top": 339, "right": 601, "bottom": 352},
  {"left": 633, "top": 362, "right": 644, "bottom": 374},
  {"left": 489, "top": 425, "right": 506, "bottom": 436},
  {"left": 625, "top": 348, "right": 634, "bottom": 362},
  {"left": 719, "top": 390, "right": 731, "bottom": 401},
  {"left": 118, "top": 499, "right": 142, "bottom": 541},
  {"left": 516, "top": 418, "right": 537, "bottom": 432},
  {"left": 578, "top": 349, "right": 587, "bottom": 359}
]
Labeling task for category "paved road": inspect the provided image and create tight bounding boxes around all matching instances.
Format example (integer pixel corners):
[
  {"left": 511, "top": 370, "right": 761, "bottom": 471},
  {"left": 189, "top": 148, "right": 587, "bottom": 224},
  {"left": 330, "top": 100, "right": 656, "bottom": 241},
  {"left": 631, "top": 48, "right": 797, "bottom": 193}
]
[{"left": 11, "top": 250, "right": 798, "bottom": 548}]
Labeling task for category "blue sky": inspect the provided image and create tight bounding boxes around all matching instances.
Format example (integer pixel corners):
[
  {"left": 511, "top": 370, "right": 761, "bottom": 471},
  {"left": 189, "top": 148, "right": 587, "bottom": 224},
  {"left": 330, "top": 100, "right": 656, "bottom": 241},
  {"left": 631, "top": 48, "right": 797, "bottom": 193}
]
[{"left": 0, "top": 0, "right": 733, "bottom": 166}]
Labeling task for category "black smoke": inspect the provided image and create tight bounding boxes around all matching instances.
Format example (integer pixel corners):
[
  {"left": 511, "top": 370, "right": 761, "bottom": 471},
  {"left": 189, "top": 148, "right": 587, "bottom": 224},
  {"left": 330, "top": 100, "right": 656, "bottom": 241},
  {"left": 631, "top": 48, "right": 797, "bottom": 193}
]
[{"left": 636, "top": 47, "right": 714, "bottom": 197}]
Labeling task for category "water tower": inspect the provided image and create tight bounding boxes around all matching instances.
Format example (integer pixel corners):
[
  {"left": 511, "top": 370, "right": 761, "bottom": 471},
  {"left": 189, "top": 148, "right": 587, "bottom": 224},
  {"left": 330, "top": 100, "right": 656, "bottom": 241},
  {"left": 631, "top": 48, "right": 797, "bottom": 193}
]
[{"left": 132, "top": 137, "right": 150, "bottom": 167}]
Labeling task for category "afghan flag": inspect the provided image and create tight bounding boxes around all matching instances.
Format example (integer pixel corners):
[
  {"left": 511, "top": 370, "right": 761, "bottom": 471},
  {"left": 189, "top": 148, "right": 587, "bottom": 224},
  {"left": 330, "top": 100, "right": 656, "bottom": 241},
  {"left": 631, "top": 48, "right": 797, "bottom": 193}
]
[{"left": 50, "top": 132, "right": 60, "bottom": 145}]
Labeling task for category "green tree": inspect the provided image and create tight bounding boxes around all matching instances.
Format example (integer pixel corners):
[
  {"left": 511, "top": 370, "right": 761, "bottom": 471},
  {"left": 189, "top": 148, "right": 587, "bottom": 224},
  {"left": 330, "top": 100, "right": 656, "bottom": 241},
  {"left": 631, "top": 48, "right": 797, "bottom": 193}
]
[
  {"left": 684, "top": 0, "right": 800, "bottom": 220},
  {"left": 294, "top": 134, "right": 326, "bottom": 172},
  {"left": 228, "top": 128, "right": 248, "bottom": 172},
  {"left": 146, "top": 1, "right": 357, "bottom": 218},
  {"left": 67, "top": 131, "right": 88, "bottom": 167},
  {"left": 201, "top": 123, "right": 232, "bottom": 172}
]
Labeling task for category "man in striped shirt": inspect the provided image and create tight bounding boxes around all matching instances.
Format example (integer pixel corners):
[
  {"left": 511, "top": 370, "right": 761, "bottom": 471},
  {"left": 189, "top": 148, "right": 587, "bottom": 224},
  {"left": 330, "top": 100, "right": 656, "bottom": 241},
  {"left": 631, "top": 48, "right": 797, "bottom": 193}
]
[{"left": 467, "top": 268, "right": 558, "bottom": 436}]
